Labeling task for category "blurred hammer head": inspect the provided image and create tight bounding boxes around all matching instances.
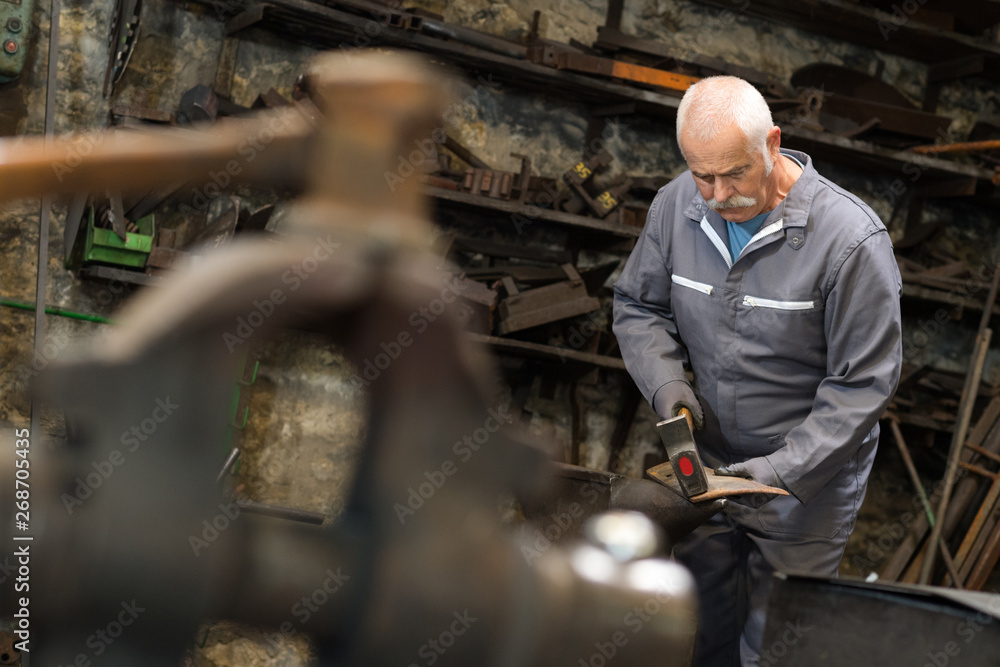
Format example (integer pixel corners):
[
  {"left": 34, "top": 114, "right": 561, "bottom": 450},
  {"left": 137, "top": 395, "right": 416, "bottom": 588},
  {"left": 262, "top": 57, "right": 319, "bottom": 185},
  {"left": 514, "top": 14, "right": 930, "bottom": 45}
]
[{"left": 656, "top": 414, "right": 708, "bottom": 498}]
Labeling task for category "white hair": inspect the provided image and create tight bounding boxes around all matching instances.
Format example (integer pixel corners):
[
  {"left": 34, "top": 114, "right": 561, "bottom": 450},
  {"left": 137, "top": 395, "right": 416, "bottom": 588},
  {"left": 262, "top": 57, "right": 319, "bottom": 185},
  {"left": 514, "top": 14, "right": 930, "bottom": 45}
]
[{"left": 676, "top": 76, "right": 775, "bottom": 174}]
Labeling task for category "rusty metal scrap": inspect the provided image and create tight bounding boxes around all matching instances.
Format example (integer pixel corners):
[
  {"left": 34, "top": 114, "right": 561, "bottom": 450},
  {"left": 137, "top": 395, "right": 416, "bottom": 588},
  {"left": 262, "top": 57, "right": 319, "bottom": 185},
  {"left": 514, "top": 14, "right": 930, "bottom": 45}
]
[
  {"left": 527, "top": 42, "right": 699, "bottom": 93},
  {"left": 559, "top": 150, "right": 632, "bottom": 218},
  {"left": 497, "top": 264, "right": 602, "bottom": 335},
  {"left": 253, "top": 87, "right": 293, "bottom": 109},
  {"left": 440, "top": 134, "right": 491, "bottom": 170},
  {"left": 460, "top": 153, "right": 532, "bottom": 202},
  {"left": 770, "top": 89, "right": 825, "bottom": 133},
  {"left": 593, "top": 26, "right": 789, "bottom": 98},
  {"left": 111, "top": 103, "right": 173, "bottom": 124},
  {"left": 881, "top": 396, "right": 1000, "bottom": 584},
  {"left": 227, "top": 0, "right": 528, "bottom": 59},
  {"left": 790, "top": 63, "right": 952, "bottom": 144},
  {"left": 912, "top": 138, "right": 1000, "bottom": 155},
  {"left": 949, "top": 452, "right": 1000, "bottom": 587},
  {"left": 426, "top": 139, "right": 648, "bottom": 226}
]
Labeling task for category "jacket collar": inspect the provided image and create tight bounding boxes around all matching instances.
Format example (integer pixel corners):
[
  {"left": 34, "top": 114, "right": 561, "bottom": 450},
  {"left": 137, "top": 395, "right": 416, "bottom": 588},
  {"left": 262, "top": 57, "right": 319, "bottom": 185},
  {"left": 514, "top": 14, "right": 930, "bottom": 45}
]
[{"left": 682, "top": 149, "right": 816, "bottom": 230}]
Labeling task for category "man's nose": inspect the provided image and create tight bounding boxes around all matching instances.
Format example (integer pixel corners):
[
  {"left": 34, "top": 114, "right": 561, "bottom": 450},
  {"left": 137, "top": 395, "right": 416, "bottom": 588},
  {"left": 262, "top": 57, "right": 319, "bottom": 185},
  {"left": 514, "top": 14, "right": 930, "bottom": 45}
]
[{"left": 714, "top": 179, "right": 734, "bottom": 204}]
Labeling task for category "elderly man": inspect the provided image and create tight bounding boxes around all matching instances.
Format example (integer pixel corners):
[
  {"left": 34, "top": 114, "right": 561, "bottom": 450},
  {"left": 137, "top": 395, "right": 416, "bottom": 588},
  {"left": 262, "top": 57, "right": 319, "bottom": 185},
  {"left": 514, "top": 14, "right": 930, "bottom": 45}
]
[{"left": 612, "top": 76, "right": 902, "bottom": 666}]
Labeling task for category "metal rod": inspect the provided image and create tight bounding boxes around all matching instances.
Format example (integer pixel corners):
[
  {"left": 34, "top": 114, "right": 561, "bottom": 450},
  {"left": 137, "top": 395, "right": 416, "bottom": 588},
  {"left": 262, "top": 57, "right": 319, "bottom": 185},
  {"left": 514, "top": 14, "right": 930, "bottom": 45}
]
[
  {"left": 937, "top": 540, "right": 963, "bottom": 589},
  {"left": 920, "top": 261, "right": 1000, "bottom": 583},
  {"left": 965, "top": 443, "right": 1000, "bottom": 465},
  {"left": 30, "top": 0, "right": 61, "bottom": 441},
  {"left": 235, "top": 499, "right": 327, "bottom": 525},
  {"left": 890, "top": 415, "right": 965, "bottom": 587},
  {"left": 889, "top": 416, "right": 935, "bottom": 528},
  {"left": 883, "top": 398, "right": 1000, "bottom": 582},
  {"left": 966, "top": 519, "right": 1000, "bottom": 590},
  {"left": 978, "top": 262, "right": 1000, "bottom": 334},
  {"left": 605, "top": 0, "right": 625, "bottom": 30},
  {"left": 442, "top": 135, "right": 492, "bottom": 170},
  {"left": 949, "top": 475, "right": 1000, "bottom": 587},
  {"left": 958, "top": 461, "right": 995, "bottom": 479},
  {"left": 0, "top": 298, "right": 115, "bottom": 324},
  {"left": 216, "top": 447, "right": 240, "bottom": 482},
  {"left": 419, "top": 19, "right": 527, "bottom": 59},
  {"left": 912, "top": 139, "right": 1000, "bottom": 155},
  {"left": 920, "top": 328, "right": 994, "bottom": 583}
]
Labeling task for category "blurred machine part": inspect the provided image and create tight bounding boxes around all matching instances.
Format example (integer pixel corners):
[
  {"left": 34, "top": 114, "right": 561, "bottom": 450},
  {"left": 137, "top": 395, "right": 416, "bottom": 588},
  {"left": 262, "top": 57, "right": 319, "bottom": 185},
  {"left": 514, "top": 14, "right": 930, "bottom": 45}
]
[{"left": 0, "top": 50, "right": 710, "bottom": 665}]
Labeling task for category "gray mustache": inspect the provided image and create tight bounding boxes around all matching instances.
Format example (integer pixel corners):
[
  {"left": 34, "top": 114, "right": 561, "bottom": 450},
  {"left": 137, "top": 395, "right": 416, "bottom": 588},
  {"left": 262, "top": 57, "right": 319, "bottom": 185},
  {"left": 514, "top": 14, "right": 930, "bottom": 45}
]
[{"left": 707, "top": 195, "right": 757, "bottom": 210}]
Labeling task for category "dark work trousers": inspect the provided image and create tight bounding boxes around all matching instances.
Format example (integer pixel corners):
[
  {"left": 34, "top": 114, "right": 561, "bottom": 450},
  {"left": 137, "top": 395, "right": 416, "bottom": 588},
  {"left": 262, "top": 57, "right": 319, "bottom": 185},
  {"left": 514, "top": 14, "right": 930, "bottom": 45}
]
[{"left": 673, "top": 494, "right": 854, "bottom": 666}]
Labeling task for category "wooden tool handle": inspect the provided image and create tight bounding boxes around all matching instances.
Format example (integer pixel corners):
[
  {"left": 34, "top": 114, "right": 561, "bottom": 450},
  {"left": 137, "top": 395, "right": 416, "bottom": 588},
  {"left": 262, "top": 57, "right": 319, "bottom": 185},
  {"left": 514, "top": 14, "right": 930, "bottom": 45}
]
[{"left": 678, "top": 406, "right": 694, "bottom": 432}]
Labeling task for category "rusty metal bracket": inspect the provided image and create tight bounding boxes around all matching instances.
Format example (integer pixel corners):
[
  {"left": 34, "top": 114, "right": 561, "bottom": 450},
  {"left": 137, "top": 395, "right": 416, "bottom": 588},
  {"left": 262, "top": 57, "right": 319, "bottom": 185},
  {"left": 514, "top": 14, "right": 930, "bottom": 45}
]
[
  {"left": 497, "top": 264, "right": 601, "bottom": 334},
  {"left": 459, "top": 152, "right": 532, "bottom": 202}
]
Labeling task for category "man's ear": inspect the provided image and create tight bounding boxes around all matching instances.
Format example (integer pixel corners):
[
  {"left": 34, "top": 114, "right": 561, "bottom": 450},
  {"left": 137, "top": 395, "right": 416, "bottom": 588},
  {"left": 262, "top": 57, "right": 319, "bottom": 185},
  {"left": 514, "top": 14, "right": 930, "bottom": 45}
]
[{"left": 767, "top": 126, "right": 781, "bottom": 156}]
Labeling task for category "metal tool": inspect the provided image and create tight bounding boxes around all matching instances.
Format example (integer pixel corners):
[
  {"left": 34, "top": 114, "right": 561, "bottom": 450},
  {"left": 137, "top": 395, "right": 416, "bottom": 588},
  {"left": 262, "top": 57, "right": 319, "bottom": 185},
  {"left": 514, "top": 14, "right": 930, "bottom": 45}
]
[{"left": 656, "top": 407, "right": 709, "bottom": 498}]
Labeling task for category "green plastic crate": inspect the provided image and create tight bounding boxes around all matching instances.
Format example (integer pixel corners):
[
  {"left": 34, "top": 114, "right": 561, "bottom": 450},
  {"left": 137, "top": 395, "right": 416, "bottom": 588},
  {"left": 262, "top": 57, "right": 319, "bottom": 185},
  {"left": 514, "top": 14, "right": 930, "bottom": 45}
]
[{"left": 83, "top": 207, "right": 155, "bottom": 268}]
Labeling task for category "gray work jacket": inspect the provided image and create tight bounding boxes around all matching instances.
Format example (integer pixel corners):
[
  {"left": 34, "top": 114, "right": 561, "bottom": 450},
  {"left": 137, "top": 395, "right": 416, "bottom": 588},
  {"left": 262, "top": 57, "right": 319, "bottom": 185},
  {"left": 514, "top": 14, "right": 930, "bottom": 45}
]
[{"left": 613, "top": 149, "right": 902, "bottom": 506}]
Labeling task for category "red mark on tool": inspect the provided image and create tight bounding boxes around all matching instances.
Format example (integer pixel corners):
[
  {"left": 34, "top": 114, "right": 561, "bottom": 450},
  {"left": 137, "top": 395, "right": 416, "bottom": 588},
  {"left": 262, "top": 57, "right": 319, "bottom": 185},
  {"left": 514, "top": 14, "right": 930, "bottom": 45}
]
[{"left": 679, "top": 456, "right": 694, "bottom": 477}]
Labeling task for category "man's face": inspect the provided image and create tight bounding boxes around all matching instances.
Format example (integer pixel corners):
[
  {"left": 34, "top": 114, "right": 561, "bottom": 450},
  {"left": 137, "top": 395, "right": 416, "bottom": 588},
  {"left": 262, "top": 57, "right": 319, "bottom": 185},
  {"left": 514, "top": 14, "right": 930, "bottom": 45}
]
[{"left": 682, "top": 123, "right": 776, "bottom": 223}]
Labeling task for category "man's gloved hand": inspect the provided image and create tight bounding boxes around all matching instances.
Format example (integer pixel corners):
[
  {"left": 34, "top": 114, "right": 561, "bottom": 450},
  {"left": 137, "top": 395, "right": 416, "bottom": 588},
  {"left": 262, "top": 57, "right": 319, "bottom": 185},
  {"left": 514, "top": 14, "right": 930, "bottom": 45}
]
[
  {"left": 652, "top": 380, "right": 704, "bottom": 429},
  {"left": 719, "top": 457, "right": 785, "bottom": 509}
]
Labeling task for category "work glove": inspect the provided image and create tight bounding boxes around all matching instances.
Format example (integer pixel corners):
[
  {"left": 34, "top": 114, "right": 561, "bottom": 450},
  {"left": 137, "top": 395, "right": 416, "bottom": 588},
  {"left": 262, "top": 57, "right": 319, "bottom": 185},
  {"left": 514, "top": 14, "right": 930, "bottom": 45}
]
[
  {"left": 718, "top": 457, "right": 784, "bottom": 509},
  {"left": 652, "top": 380, "right": 704, "bottom": 429}
]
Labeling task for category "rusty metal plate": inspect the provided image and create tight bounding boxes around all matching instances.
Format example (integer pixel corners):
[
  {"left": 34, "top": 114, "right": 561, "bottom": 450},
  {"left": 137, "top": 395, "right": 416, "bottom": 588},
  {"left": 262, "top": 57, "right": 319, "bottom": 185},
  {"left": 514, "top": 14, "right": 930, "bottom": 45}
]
[
  {"left": 647, "top": 464, "right": 789, "bottom": 502},
  {"left": 791, "top": 62, "right": 915, "bottom": 108}
]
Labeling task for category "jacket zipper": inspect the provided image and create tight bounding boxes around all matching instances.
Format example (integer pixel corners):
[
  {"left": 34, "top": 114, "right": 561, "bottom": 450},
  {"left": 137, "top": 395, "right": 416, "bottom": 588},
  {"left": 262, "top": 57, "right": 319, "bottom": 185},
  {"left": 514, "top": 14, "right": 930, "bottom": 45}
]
[
  {"left": 672, "top": 274, "right": 714, "bottom": 295},
  {"left": 742, "top": 295, "right": 815, "bottom": 310}
]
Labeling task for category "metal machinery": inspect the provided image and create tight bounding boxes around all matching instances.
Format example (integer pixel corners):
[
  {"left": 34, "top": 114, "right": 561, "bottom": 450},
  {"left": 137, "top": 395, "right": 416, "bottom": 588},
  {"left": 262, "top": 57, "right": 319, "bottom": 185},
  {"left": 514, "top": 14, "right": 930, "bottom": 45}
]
[
  {"left": 0, "top": 51, "right": 720, "bottom": 664},
  {"left": 0, "top": 0, "right": 36, "bottom": 83}
]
